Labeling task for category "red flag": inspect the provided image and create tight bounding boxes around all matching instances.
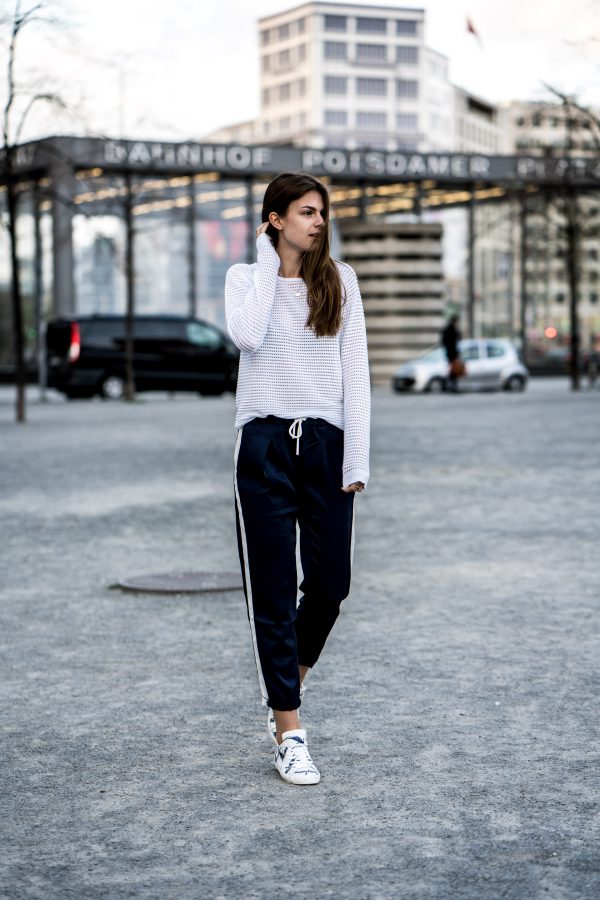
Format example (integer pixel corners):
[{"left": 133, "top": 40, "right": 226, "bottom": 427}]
[{"left": 466, "top": 16, "right": 483, "bottom": 47}]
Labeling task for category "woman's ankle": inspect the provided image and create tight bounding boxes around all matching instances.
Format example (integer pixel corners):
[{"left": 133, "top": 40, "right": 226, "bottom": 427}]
[{"left": 274, "top": 708, "right": 300, "bottom": 743}]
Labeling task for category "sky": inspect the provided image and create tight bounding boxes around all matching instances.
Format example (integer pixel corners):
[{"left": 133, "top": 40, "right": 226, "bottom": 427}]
[{"left": 2, "top": 0, "right": 600, "bottom": 143}]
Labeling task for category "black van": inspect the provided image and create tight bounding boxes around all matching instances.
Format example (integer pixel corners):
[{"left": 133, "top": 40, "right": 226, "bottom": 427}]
[{"left": 46, "top": 315, "right": 239, "bottom": 399}]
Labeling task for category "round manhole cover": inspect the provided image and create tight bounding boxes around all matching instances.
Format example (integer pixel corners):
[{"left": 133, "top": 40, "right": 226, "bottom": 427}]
[{"left": 115, "top": 571, "right": 243, "bottom": 594}]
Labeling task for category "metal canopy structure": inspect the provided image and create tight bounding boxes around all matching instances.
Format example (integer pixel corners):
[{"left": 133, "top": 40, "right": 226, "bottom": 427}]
[{"left": 11, "top": 135, "right": 600, "bottom": 186}]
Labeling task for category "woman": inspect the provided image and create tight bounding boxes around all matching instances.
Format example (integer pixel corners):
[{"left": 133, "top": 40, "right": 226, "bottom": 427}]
[{"left": 225, "top": 172, "right": 370, "bottom": 785}]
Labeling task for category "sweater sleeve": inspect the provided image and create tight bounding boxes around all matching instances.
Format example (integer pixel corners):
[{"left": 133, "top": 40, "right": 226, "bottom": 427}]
[
  {"left": 225, "top": 234, "right": 281, "bottom": 352},
  {"left": 339, "top": 264, "right": 371, "bottom": 488}
]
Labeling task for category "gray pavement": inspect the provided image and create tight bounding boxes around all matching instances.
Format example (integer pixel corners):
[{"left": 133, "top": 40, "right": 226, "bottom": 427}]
[{"left": 1, "top": 379, "right": 599, "bottom": 899}]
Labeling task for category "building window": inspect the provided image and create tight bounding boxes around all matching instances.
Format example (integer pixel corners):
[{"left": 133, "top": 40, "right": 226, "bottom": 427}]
[
  {"left": 261, "top": 29, "right": 270, "bottom": 46},
  {"left": 357, "top": 77, "right": 387, "bottom": 96},
  {"left": 297, "top": 43, "right": 306, "bottom": 62},
  {"left": 588, "top": 247, "right": 598, "bottom": 260},
  {"left": 590, "top": 292, "right": 599, "bottom": 304},
  {"left": 397, "top": 20, "right": 417, "bottom": 36},
  {"left": 397, "top": 137, "right": 418, "bottom": 150},
  {"left": 296, "top": 18, "right": 306, "bottom": 35},
  {"left": 356, "top": 43, "right": 387, "bottom": 63},
  {"left": 262, "top": 88, "right": 271, "bottom": 106},
  {"left": 325, "top": 109, "right": 348, "bottom": 127},
  {"left": 298, "top": 111, "right": 307, "bottom": 128},
  {"left": 397, "top": 112, "right": 418, "bottom": 129},
  {"left": 261, "top": 55, "right": 270, "bottom": 72},
  {"left": 279, "top": 83, "right": 291, "bottom": 102},
  {"left": 297, "top": 78, "right": 306, "bottom": 96},
  {"left": 325, "top": 40, "right": 347, "bottom": 60},
  {"left": 357, "top": 17, "right": 387, "bottom": 34},
  {"left": 397, "top": 45, "right": 418, "bottom": 64},
  {"left": 280, "top": 116, "right": 291, "bottom": 132},
  {"left": 279, "top": 49, "right": 290, "bottom": 67},
  {"left": 556, "top": 293, "right": 565, "bottom": 303},
  {"left": 324, "top": 14, "right": 346, "bottom": 31},
  {"left": 324, "top": 75, "right": 347, "bottom": 95},
  {"left": 396, "top": 79, "right": 418, "bottom": 98},
  {"left": 278, "top": 23, "right": 290, "bottom": 41},
  {"left": 357, "top": 111, "right": 387, "bottom": 130}
]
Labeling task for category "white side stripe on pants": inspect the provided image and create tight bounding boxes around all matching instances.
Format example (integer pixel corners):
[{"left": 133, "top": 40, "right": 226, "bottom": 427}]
[{"left": 233, "top": 427, "right": 269, "bottom": 706}]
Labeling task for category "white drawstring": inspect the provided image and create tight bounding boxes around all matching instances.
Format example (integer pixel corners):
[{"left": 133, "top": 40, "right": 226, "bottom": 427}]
[{"left": 288, "top": 417, "right": 306, "bottom": 456}]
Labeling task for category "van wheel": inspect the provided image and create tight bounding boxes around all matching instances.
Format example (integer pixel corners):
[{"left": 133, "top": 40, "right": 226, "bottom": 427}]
[
  {"left": 425, "top": 377, "right": 445, "bottom": 394},
  {"left": 100, "top": 375, "right": 126, "bottom": 400}
]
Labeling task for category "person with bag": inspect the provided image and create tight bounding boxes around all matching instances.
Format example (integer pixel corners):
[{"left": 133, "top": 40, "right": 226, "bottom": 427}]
[
  {"left": 224, "top": 172, "right": 370, "bottom": 785},
  {"left": 441, "top": 314, "right": 464, "bottom": 392}
]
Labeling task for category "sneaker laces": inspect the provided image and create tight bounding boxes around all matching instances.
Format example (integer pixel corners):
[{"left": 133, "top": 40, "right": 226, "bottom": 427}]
[{"left": 280, "top": 735, "right": 318, "bottom": 776}]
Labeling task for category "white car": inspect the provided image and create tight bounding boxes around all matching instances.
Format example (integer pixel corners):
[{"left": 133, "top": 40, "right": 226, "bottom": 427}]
[{"left": 392, "top": 339, "right": 529, "bottom": 393}]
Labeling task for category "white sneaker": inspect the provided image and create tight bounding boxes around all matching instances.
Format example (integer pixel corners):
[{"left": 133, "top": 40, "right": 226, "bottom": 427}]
[
  {"left": 267, "top": 682, "right": 306, "bottom": 746},
  {"left": 274, "top": 729, "right": 320, "bottom": 785}
]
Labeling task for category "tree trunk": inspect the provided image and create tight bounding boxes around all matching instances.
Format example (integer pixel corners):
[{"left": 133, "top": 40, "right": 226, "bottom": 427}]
[
  {"left": 565, "top": 188, "right": 581, "bottom": 390},
  {"left": 6, "top": 164, "right": 26, "bottom": 422},
  {"left": 124, "top": 172, "right": 135, "bottom": 402}
]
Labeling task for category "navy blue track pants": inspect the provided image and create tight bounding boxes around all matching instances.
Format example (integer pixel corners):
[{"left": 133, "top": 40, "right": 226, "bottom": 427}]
[{"left": 234, "top": 416, "right": 355, "bottom": 712}]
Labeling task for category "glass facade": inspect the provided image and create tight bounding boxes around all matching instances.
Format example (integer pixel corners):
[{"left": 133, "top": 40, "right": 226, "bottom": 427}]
[
  {"left": 0, "top": 184, "right": 47, "bottom": 370},
  {"left": 71, "top": 173, "right": 253, "bottom": 331}
]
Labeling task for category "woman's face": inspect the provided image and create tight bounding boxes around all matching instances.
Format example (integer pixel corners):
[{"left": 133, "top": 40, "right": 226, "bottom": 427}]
[{"left": 271, "top": 190, "right": 326, "bottom": 254}]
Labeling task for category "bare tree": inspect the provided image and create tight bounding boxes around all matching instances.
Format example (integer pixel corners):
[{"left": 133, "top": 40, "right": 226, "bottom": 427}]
[
  {"left": 542, "top": 85, "right": 600, "bottom": 390},
  {"left": 514, "top": 88, "right": 600, "bottom": 390},
  {"left": 1, "top": 0, "right": 66, "bottom": 422}
]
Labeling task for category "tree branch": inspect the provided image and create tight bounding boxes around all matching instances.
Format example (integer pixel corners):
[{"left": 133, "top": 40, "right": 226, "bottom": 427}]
[{"left": 14, "top": 92, "right": 67, "bottom": 144}]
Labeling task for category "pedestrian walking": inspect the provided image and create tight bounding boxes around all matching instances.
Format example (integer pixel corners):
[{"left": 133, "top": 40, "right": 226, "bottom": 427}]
[
  {"left": 441, "top": 314, "right": 463, "bottom": 392},
  {"left": 585, "top": 345, "right": 600, "bottom": 390},
  {"left": 225, "top": 172, "right": 370, "bottom": 785}
]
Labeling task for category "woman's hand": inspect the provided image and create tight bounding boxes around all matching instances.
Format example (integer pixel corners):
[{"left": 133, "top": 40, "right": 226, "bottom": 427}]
[
  {"left": 342, "top": 482, "right": 365, "bottom": 493},
  {"left": 256, "top": 222, "right": 270, "bottom": 238}
]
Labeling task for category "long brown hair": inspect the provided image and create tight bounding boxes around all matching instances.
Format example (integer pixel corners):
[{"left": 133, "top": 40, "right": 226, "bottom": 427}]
[{"left": 261, "top": 172, "right": 343, "bottom": 337}]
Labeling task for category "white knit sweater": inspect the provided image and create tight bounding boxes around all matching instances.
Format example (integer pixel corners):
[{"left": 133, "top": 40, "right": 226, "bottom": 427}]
[{"left": 225, "top": 234, "right": 370, "bottom": 488}]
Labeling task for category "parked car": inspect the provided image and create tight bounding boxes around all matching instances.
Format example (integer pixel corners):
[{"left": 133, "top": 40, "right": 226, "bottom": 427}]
[
  {"left": 392, "top": 339, "right": 529, "bottom": 394},
  {"left": 46, "top": 315, "right": 239, "bottom": 399}
]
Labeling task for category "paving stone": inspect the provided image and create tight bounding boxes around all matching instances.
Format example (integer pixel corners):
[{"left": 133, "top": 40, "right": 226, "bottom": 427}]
[{"left": 0, "top": 381, "right": 598, "bottom": 899}]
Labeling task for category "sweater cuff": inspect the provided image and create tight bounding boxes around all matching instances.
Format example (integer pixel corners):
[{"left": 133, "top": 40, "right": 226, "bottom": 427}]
[
  {"left": 256, "top": 233, "right": 280, "bottom": 265},
  {"left": 343, "top": 468, "right": 369, "bottom": 490}
]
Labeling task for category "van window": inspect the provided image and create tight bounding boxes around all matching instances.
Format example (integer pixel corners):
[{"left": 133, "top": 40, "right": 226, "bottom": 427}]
[
  {"left": 186, "top": 322, "right": 222, "bottom": 349},
  {"left": 134, "top": 319, "right": 186, "bottom": 340},
  {"left": 84, "top": 320, "right": 124, "bottom": 347}
]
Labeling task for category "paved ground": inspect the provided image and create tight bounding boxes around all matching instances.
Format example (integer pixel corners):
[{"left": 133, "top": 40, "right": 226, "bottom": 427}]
[{"left": 1, "top": 379, "right": 599, "bottom": 899}]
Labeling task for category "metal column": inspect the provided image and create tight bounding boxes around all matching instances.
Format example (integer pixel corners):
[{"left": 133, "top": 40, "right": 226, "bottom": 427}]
[
  {"left": 50, "top": 162, "right": 76, "bottom": 316},
  {"left": 33, "top": 183, "right": 46, "bottom": 398},
  {"left": 245, "top": 177, "right": 255, "bottom": 264},
  {"left": 519, "top": 193, "right": 528, "bottom": 362},
  {"left": 467, "top": 189, "right": 476, "bottom": 337},
  {"left": 187, "top": 176, "right": 197, "bottom": 318}
]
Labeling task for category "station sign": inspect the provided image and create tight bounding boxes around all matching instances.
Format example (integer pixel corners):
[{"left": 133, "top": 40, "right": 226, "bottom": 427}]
[{"left": 9, "top": 136, "right": 600, "bottom": 187}]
